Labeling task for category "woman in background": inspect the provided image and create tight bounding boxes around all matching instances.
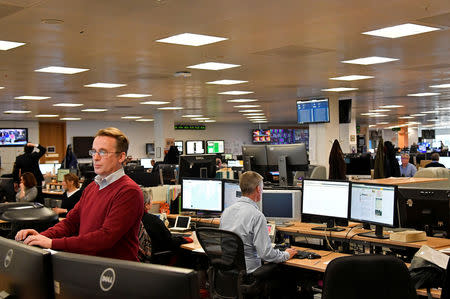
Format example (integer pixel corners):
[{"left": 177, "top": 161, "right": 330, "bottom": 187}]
[
  {"left": 16, "top": 172, "right": 38, "bottom": 202},
  {"left": 52, "top": 173, "right": 82, "bottom": 217},
  {"left": 328, "top": 139, "right": 347, "bottom": 180}
]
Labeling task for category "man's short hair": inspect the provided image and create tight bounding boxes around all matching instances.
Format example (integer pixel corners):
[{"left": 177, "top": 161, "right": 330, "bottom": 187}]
[
  {"left": 24, "top": 145, "right": 33, "bottom": 154},
  {"left": 95, "top": 127, "right": 129, "bottom": 154},
  {"left": 239, "top": 171, "right": 263, "bottom": 196},
  {"left": 141, "top": 188, "right": 152, "bottom": 206},
  {"left": 431, "top": 153, "right": 440, "bottom": 161},
  {"left": 401, "top": 153, "right": 410, "bottom": 159}
]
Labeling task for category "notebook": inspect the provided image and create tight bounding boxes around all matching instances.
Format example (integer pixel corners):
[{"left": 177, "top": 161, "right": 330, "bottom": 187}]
[{"left": 170, "top": 216, "right": 191, "bottom": 232}]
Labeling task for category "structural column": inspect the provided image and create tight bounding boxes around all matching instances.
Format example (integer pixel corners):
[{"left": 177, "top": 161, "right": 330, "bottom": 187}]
[{"left": 153, "top": 111, "right": 175, "bottom": 160}]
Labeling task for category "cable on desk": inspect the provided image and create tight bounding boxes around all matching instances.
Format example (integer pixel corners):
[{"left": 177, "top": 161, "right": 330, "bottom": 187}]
[
  {"left": 323, "top": 229, "right": 335, "bottom": 252},
  {"left": 344, "top": 226, "right": 356, "bottom": 240}
]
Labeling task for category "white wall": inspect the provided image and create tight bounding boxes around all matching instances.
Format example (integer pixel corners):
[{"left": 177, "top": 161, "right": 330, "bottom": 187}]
[{"left": 382, "top": 129, "right": 398, "bottom": 146}]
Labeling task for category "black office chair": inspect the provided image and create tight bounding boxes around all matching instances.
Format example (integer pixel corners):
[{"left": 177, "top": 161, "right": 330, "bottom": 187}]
[
  {"left": 322, "top": 255, "right": 418, "bottom": 299},
  {"left": 196, "top": 227, "right": 271, "bottom": 299}
]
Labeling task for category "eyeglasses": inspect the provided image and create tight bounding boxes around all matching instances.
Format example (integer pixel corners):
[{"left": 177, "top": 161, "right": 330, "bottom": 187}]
[{"left": 88, "top": 149, "right": 120, "bottom": 158}]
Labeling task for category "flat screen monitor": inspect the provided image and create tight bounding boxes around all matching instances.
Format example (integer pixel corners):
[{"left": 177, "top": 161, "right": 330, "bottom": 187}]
[
  {"left": 301, "top": 179, "right": 350, "bottom": 231},
  {"left": 266, "top": 143, "right": 308, "bottom": 170},
  {"left": 0, "top": 236, "right": 54, "bottom": 299},
  {"left": 185, "top": 141, "right": 205, "bottom": 155},
  {"left": 252, "top": 129, "right": 271, "bottom": 143},
  {"left": 52, "top": 251, "right": 199, "bottom": 299},
  {"left": 260, "top": 190, "right": 301, "bottom": 226},
  {"left": 206, "top": 140, "right": 225, "bottom": 154},
  {"left": 174, "top": 141, "right": 183, "bottom": 154},
  {"left": 296, "top": 98, "right": 330, "bottom": 124},
  {"left": 344, "top": 155, "right": 372, "bottom": 175},
  {"left": 0, "top": 178, "right": 15, "bottom": 202},
  {"left": 227, "top": 160, "right": 243, "bottom": 168},
  {"left": 57, "top": 169, "right": 70, "bottom": 182},
  {"left": 350, "top": 183, "right": 397, "bottom": 239},
  {"left": 223, "top": 180, "right": 242, "bottom": 209},
  {"left": 241, "top": 145, "right": 268, "bottom": 167},
  {"left": 181, "top": 178, "right": 223, "bottom": 214},
  {"left": 178, "top": 155, "right": 216, "bottom": 179},
  {"left": 270, "top": 129, "right": 295, "bottom": 144},
  {"left": 140, "top": 158, "right": 153, "bottom": 169},
  {"left": 146, "top": 143, "right": 155, "bottom": 155},
  {"left": 439, "top": 157, "right": 450, "bottom": 168},
  {"left": 73, "top": 136, "right": 94, "bottom": 158},
  {"left": 0, "top": 128, "right": 28, "bottom": 147}
]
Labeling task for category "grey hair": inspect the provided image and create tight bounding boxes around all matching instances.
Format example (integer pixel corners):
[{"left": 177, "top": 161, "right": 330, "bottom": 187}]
[{"left": 141, "top": 188, "right": 152, "bottom": 205}]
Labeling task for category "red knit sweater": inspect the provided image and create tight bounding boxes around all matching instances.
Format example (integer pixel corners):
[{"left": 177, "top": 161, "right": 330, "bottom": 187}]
[{"left": 41, "top": 175, "right": 144, "bottom": 261}]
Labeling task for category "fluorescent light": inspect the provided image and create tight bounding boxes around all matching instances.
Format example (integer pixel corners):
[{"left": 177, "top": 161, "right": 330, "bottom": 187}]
[
  {"left": 361, "top": 113, "right": 379, "bottom": 116},
  {"left": 321, "top": 87, "right": 358, "bottom": 92},
  {"left": 0, "top": 87, "right": 4, "bottom": 89},
  {"left": 81, "top": 108, "right": 108, "bottom": 112},
  {"left": 136, "top": 119, "right": 154, "bottom": 122},
  {"left": 376, "top": 122, "right": 389, "bottom": 125},
  {"left": 411, "top": 114, "right": 426, "bottom": 116},
  {"left": 15, "top": 96, "right": 50, "bottom": 100},
  {"left": 227, "top": 99, "right": 258, "bottom": 103},
  {"left": 4, "top": 110, "right": 31, "bottom": 114},
  {"left": 140, "top": 101, "right": 170, "bottom": 105},
  {"left": 330, "top": 75, "right": 374, "bottom": 81},
  {"left": 369, "top": 125, "right": 376, "bottom": 128},
  {"left": 191, "top": 117, "right": 210, "bottom": 120},
  {"left": 35, "top": 66, "right": 89, "bottom": 74},
  {"left": 407, "top": 92, "right": 440, "bottom": 97},
  {"left": 35, "top": 114, "right": 59, "bottom": 118},
  {"left": 407, "top": 122, "right": 421, "bottom": 125},
  {"left": 369, "top": 114, "right": 388, "bottom": 117},
  {"left": 427, "top": 119, "right": 439, "bottom": 122},
  {"left": 218, "top": 91, "right": 254, "bottom": 95},
  {"left": 157, "top": 107, "right": 184, "bottom": 110},
  {"left": 53, "top": 103, "right": 84, "bottom": 107},
  {"left": 187, "top": 62, "right": 240, "bottom": 70},
  {"left": 421, "top": 111, "right": 439, "bottom": 114},
  {"left": 362, "top": 23, "right": 440, "bottom": 38},
  {"left": 379, "top": 105, "right": 404, "bottom": 108},
  {"left": 398, "top": 116, "right": 414, "bottom": 119},
  {"left": 203, "top": 120, "right": 216, "bottom": 123},
  {"left": 430, "top": 84, "right": 450, "bottom": 88},
  {"left": 0, "top": 40, "right": 25, "bottom": 50},
  {"left": 369, "top": 109, "right": 390, "bottom": 112},
  {"left": 252, "top": 120, "right": 268, "bottom": 123},
  {"left": 60, "top": 118, "right": 81, "bottom": 121},
  {"left": 436, "top": 107, "right": 450, "bottom": 111},
  {"left": 121, "top": 116, "right": 142, "bottom": 119},
  {"left": 239, "top": 109, "right": 263, "bottom": 113},
  {"left": 84, "top": 83, "right": 126, "bottom": 88},
  {"left": 182, "top": 115, "right": 203, "bottom": 118},
  {"left": 251, "top": 119, "right": 267, "bottom": 121},
  {"left": 243, "top": 113, "right": 265, "bottom": 116},
  {"left": 247, "top": 116, "right": 266, "bottom": 119},
  {"left": 233, "top": 104, "right": 260, "bottom": 108},
  {"left": 156, "top": 33, "right": 227, "bottom": 46},
  {"left": 207, "top": 80, "right": 247, "bottom": 85},
  {"left": 118, "top": 94, "right": 151, "bottom": 98},
  {"left": 342, "top": 56, "right": 399, "bottom": 65}
]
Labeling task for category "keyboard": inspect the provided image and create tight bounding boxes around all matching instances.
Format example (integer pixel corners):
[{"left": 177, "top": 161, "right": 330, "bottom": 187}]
[{"left": 294, "top": 250, "right": 321, "bottom": 259}]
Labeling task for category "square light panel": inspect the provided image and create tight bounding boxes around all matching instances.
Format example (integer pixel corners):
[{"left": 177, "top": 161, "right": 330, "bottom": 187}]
[
  {"left": 369, "top": 109, "right": 390, "bottom": 112},
  {"left": 60, "top": 118, "right": 81, "bottom": 121},
  {"left": 329, "top": 75, "right": 374, "bottom": 81},
  {"left": 140, "top": 101, "right": 170, "bottom": 105},
  {"left": 157, "top": 107, "right": 184, "bottom": 110},
  {"left": 379, "top": 105, "right": 403, "bottom": 108},
  {"left": 121, "top": 116, "right": 142, "bottom": 119},
  {"left": 218, "top": 91, "right": 254, "bottom": 95},
  {"left": 136, "top": 119, "right": 154, "bottom": 122},
  {"left": 234, "top": 104, "right": 260, "bottom": 108},
  {"left": 81, "top": 109, "right": 108, "bottom": 112},
  {"left": 342, "top": 56, "right": 399, "bottom": 65},
  {"left": 53, "top": 103, "right": 84, "bottom": 107},
  {"left": 407, "top": 92, "right": 440, "bottom": 97},
  {"left": 187, "top": 62, "right": 240, "bottom": 70},
  {"left": 118, "top": 94, "right": 152, "bottom": 98},
  {"left": 182, "top": 115, "right": 203, "bottom": 118},
  {"left": 156, "top": 33, "right": 227, "bottom": 46},
  {"left": 430, "top": 84, "right": 450, "bottom": 88},
  {"left": 207, "top": 80, "right": 247, "bottom": 85},
  {"left": 35, "top": 66, "right": 89, "bottom": 74},
  {"left": 0, "top": 40, "right": 25, "bottom": 51},
  {"left": 363, "top": 23, "right": 440, "bottom": 39},
  {"left": 35, "top": 114, "right": 59, "bottom": 118},
  {"left": 4, "top": 110, "right": 30, "bottom": 114},
  {"left": 239, "top": 109, "right": 263, "bottom": 113},
  {"left": 84, "top": 83, "right": 126, "bottom": 88},
  {"left": 15, "top": 96, "right": 50, "bottom": 100},
  {"left": 410, "top": 114, "right": 426, "bottom": 116},
  {"left": 227, "top": 99, "right": 258, "bottom": 103},
  {"left": 321, "top": 87, "right": 358, "bottom": 92}
]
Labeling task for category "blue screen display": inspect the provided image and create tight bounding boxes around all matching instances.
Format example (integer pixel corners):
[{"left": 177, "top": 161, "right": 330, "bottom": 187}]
[{"left": 296, "top": 99, "right": 330, "bottom": 124}]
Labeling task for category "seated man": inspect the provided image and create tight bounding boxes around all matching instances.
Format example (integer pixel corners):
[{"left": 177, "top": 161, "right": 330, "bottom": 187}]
[
  {"left": 399, "top": 153, "right": 417, "bottom": 177},
  {"left": 425, "top": 153, "right": 446, "bottom": 168}
]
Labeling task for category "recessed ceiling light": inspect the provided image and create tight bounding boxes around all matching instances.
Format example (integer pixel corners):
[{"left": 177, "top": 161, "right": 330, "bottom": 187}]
[
  {"left": 398, "top": 116, "right": 414, "bottom": 119},
  {"left": 321, "top": 87, "right": 358, "bottom": 92},
  {"left": 421, "top": 111, "right": 439, "bottom": 114},
  {"left": 369, "top": 114, "right": 388, "bottom": 117},
  {"left": 4, "top": 110, "right": 31, "bottom": 114},
  {"left": 410, "top": 114, "right": 426, "bottom": 116},
  {"left": 243, "top": 113, "right": 265, "bottom": 116},
  {"left": 0, "top": 40, "right": 25, "bottom": 51},
  {"left": 157, "top": 107, "right": 184, "bottom": 110},
  {"left": 60, "top": 117, "right": 81, "bottom": 121},
  {"left": 207, "top": 80, "right": 247, "bottom": 85},
  {"left": 203, "top": 120, "right": 216, "bottom": 123},
  {"left": 342, "top": 56, "right": 399, "bottom": 65},
  {"left": 15, "top": 96, "right": 50, "bottom": 100},
  {"left": 252, "top": 120, "right": 268, "bottom": 123},
  {"left": 118, "top": 94, "right": 152, "bottom": 98},
  {"left": 84, "top": 83, "right": 126, "bottom": 88},
  {"left": 182, "top": 114, "right": 203, "bottom": 118},
  {"left": 376, "top": 122, "right": 389, "bottom": 125},
  {"left": 156, "top": 33, "right": 227, "bottom": 46},
  {"left": 218, "top": 91, "right": 254, "bottom": 95},
  {"left": 192, "top": 117, "right": 210, "bottom": 120},
  {"left": 0, "top": 87, "right": 4, "bottom": 89},
  {"left": 227, "top": 99, "right": 258, "bottom": 103},
  {"left": 361, "top": 113, "right": 379, "bottom": 116},
  {"left": 407, "top": 92, "right": 440, "bottom": 97},
  {"left": 407, "top": 122, "right": 421, "bottom": 125},
  {"left": 430, "top": 84, "right": 450, "bottom": 88},
  {"left": 247, "top": 116, "right": 266, "bottom": 119},
  {"left": 379, "top": 105, "right": 404, "bottom": 108},
  {"left": 234, "top": 104, "right": 260, "bottom": 108},
  {"left": 427, "top": 119, "right": 440, "bottom": 122},
  {"left": 329, "top": 75, "right": 374, "bottom": 81},
  {"left": 436, "top": 107, "right": 450, "bottom": 110},
  {"left": 121, "top": 116, "right": 142, "bottom": 119},
  {"left": 362, "top": 23, "right": 440, "bottom": 38},
  {"left": 35, "top": 114, "right": 59, "bottom": 118},
  {"left": 53, "top": 103, "right": 84, "bottom": 107},
  {"left": 187, "top": 62, "right": 240, "bottom": 70},
  {"left": 81, "top": 108, "right": 108, "bottom": 112},
  {"left": 239, "top": 109, "right": 263, "bottom": 113},
  {"left": 369, "top": 125, "right": 376, "bottom": 128},
  {"left": 140, "top": 101, "right": 170, "bottom": 105},
  {"left": 251, "top": 119, "right": 268, "bottom": 122},
  {"left": 136, "top": 119, "right": 154, "bottom": 122},
  {"left": 35, "top": 66, "right": 89, "bottom": 74},
  {"left": 369, "top": 109, "right": 390, "bottom": 112}
]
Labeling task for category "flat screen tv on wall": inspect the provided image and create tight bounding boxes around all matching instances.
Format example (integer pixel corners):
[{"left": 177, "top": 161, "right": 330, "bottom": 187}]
[
  {"left": 296, "top": 98, "right": 330, "bottom": 124},
  {"left": 0, "top": 128, "right": 28, "bottom": 147}
]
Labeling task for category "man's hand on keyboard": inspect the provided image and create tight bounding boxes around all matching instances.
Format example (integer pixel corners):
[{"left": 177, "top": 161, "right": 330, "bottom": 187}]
[{"left": 286, "top": 248, "right": 297, "bottom": 259}]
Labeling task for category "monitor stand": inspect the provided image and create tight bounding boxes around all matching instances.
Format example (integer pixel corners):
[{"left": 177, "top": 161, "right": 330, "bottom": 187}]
[
  {"left": 273, "top": 220, "right": 294, "bottom": 227},
  {"left": 358, "top": 225, "right": 389, "bottom": 239},
  {"left": 310, "top": 219, "right": 345, "bottom": 232}
]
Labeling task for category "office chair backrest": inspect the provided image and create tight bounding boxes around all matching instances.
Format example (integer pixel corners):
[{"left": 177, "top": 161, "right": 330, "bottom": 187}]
[
  {"left": 310, "top": 165, "right": 327, "bottom": 179},
  {"left": 322, "top": 255, "right": 418, "bottom": 299}
]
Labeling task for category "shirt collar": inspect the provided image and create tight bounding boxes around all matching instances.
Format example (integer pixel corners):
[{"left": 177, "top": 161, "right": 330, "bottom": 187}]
[
  {"left": 67, "top": 188, "right": 80, "bottom": 197},
  {"left": 237, "top": 196, "right": 260, "bottom": 210},
  {"left": 94, "top": 168, "right": 125, "bottom": 190}
]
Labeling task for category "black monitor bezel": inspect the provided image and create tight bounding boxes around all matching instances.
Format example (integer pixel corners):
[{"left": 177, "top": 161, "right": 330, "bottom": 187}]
[
  {"left": 0, "top": 128, "right": 29, "bottom": 147},
  {"left": 296, "top": 98, "right": 330, "bottom": 125},
  {"left": 222, "top": 179, "right": 241, "bottom": 209},
  {"left": 185, "top": 140, "right": 205, "bottom": 155},
  {"left": 205, "top": 140, "right": 225, "bottom": 154},
  {"left": 181, "top": 177, "right": 224, "bottom": 213}
]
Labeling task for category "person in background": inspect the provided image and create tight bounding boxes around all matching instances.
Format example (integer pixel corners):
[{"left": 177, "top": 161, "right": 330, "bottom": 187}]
[
  {"left": 150, "top": 159, "right": 156, "bottom": 168},
  {"left": 216, "top": 157, "right": 223, "bottom": 170},
  {"left": 399, "top": 153, "right": 417, "bottom": 177},
  {"left": 425, "top": 153, "right": 446, "bottom": 168},
  {"left": 384, "top": 141, "right": 401, "bottom": 177},
  {"left": 328, "top": 139, "right": 347, "bottom": 180},
  {"left": 163, "top": 145, "right": 180, "bottom": 164},
  {"left": 15, "top": 127, "right": 144, "bottom": 261},
  {"left": 13, "top": 143, "right": 46, "bottom": 189},
  {"left": 52, "top": 173, "right": 82, "bottom": 217},
  {"left": 15, "top": 172, "right": 38, "bottom": 202}
]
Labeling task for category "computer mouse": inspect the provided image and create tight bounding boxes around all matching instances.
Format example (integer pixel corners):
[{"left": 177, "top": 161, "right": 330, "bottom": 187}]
[{"left": 307, "top": 252, "right": 321, "bottom": 259}]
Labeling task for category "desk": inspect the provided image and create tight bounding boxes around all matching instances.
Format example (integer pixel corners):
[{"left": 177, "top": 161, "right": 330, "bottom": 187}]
[
  {"left": 167, "top": 214, "right": 220, "bottom": 227},
  {"left": 356, "top": 177, "right": 448, "bottom": 189},
  {"left": 42, "top": 190, "right": 64, "bottom": 196}
]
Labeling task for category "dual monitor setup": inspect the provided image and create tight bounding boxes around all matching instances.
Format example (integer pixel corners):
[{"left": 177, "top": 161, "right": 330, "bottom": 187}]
[{"left": 146, "top": 140, "right": 225, "bottom": 155}]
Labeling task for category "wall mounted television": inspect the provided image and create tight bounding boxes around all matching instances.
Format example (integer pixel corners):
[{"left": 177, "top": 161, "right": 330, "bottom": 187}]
[
  {"left": 296, "top": 98, "right": 330, "bottom": 124},
  {"left": 0, "top": 128, "right": 28, "bottom": 147},
  {"left": 252, "top": 129, "right": 271, "bottom": 143}
]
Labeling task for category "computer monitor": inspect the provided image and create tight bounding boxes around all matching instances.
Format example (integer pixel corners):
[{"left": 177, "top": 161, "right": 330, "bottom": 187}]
[
  {"left": 350, "top": 183, "right": 397, "bottom": 239},
  {"left": 57, "top": 168, "right": 70, "bottom": 182},
  {"left": 158, "top": 164, "right": 178, "bottom": 184},
  {"left": 174, "top": 140, "right": 183, "bottom": 154},
  {"left": 0, "top": 236, "right": 54, "bottom": 299},
  {"left": 301, "top": 179, "right": 350, "bottom": 231},
  {"left": 140, "top": 158, "right": 153, "bottom": 169},
  {"left": 223, "top": 180, "right": 242, "bottom": 209},
  {"left": 0, "top": 178, "right": 15, "bottom": 202},
  {"left": 439, "top": 156, "right": 450, "bottom": 168},
  {"left": 181, "top": 178, "right": 223, "bottom": 214},
  {"left": 266, "top": 143, "right": 309, "bottom": 186},
  {"left": 259, "top": 190, "right": 301, "bottom": 226},
  {"left": 344, "top": 155, "right": 372, "bottom": 175},
  {"left": 241, "top": 145, "right": 268, "bottom": 178},
  {"left": 227, "top": 160, "right": 243, "bottom": 168},
  {"left": 178, "top": 155, "right": 217, "bottom": 179},
  {"left": 206, "top": 140, "right": 225, "bottom": 154},
  {"left": 185, "top": 141, "right": 205, "bottom": 155},
  {"left": 52, "top": 251, "right": 199, "bottom": 298}
]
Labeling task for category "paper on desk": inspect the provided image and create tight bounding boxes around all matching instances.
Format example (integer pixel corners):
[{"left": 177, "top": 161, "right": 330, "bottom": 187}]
[
  {"left": 193, "top": 248, "right": 205, "bottom": 253},
  {"left": 439, "top": 247, "right": 450, "bottom": 254}
]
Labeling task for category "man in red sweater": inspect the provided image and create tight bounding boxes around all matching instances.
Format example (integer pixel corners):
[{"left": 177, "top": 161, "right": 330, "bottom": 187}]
[{"left": 15, "top": 127, "right": 144, "bottom": 261}]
